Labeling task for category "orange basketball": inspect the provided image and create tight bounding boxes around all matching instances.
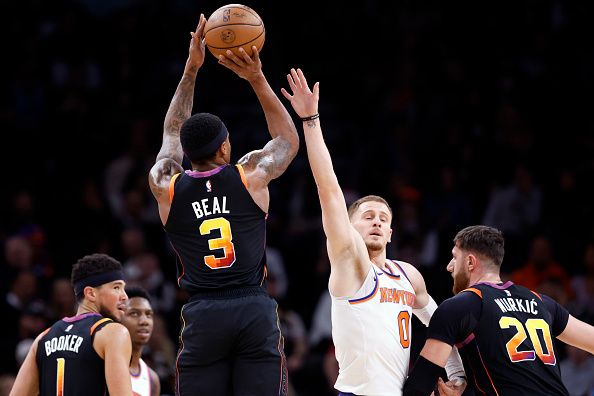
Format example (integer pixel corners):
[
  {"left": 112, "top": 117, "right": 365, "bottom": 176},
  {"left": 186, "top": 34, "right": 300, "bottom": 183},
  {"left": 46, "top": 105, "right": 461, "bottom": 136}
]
[{"left": 204, "top": 4, "right": 265, "bottom": 59}]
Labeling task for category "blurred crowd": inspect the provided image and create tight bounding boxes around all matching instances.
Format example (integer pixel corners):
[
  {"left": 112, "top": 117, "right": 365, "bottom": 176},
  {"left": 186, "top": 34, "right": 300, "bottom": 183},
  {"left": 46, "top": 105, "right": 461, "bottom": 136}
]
[{"left": 2, "top": 1, "right": 594, "bottom": 395}]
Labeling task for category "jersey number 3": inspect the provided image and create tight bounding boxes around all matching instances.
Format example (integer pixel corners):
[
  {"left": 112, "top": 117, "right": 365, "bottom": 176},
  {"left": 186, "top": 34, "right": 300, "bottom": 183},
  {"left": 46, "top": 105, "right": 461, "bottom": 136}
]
[
  {"left": 199, "top": 217, "right": 237, "bottom": 269},
  {"left": 499, "top": 317, "right": 556, "bottom": 365}
]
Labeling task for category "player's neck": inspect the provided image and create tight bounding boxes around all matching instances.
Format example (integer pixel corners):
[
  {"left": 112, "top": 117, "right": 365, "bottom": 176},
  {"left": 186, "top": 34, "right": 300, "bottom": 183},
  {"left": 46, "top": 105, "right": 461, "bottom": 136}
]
[
  {"left": 76, "top": 301, "right": 98, "bottom": 316},
  {"left": 369, "top": 250, "right": 387, "bottom": 269},
  {"left": 191, "top": 158, "right": 228, "bottom": 171},
  {"left": 473, "top": 272, "right": 502, "bottom": 285},
  {"left": 130, "top": 348, "right": 143, "bottom": 373}
]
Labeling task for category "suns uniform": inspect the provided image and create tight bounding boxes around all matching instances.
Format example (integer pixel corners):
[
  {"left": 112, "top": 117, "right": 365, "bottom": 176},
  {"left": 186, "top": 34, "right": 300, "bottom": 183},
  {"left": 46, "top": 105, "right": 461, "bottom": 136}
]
[
  {"left": 165, "top": 164, "right": 286, "bottom": 396},
  {"left": 130, "top": 358, "right": 152, "bottom": 396},
  {"left": 332, "top": 260, "right": 416, "bottom": 396},
  {"left": 36, "top": 313, "right": 114, "bottom": 396},
  {"left": 427, "top": 281, "right": 570, "bottom": 396}
]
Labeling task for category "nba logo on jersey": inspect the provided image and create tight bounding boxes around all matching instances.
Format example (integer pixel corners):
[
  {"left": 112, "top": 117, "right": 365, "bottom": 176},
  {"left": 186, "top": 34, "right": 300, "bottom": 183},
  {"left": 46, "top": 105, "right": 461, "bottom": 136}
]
[
  {"left": 206, "top": 180, "right": 212, "bottom": 192},
  {"left": 65, "top": 325, "right": 73, "bottom": 332}
]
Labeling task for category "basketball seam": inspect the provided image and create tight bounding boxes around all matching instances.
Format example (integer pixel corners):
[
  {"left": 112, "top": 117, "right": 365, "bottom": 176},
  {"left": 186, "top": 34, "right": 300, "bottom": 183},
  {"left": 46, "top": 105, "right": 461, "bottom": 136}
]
[
  {"left": 204, "top": 6, "right": 263, "bottom": 35},
  {"left": 206, "top": 29, "right": 265, "bottom": 50}
]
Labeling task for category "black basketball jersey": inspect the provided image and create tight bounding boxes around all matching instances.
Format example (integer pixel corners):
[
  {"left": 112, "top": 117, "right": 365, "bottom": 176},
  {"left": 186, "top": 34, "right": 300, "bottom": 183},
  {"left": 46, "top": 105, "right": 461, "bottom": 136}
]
[
  {"left": 36, "top": 313, "right": 113, "bottom": 396},
  {"left": 429, "top": 281, "right": 569, "bottom": 396},
  {"left": 165, "top": 164, "right": 267, "bottom": 294}
]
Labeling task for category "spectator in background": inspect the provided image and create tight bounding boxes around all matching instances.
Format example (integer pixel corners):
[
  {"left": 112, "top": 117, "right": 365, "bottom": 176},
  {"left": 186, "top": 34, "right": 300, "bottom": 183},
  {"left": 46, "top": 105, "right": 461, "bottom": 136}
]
[
  {"left": 510, "top": 235, "right": 574, "bottom": 302},
  {"left": 483, "top": 163, "right": 542, "bottom": 268},
  {"left": 568, "top": 242, "right": 594, "bottom": 322},
  {"left": 45, "top": 277, "right": 76, "bottom": 322},
  {"left": 124, "top": 252, "right": 176, "bottom": 316},
  {"left": 0, "top": 374, "right": 15, "bottom": 396},
  {"left": 560, "top": 344, "right": 594, "bottom": 396},
  {"left": 104, "top": 117, "right": 159, "bottom": 226},
  {"left": 147, "top": 314, "right": 177, "bottom": 394}
]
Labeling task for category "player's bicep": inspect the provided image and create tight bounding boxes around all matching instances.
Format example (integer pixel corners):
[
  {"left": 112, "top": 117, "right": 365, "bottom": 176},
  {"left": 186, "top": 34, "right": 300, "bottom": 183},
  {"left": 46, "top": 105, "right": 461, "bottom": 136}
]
[
  {"left": 557, "top": 315, "right": 594, "bottom": 354},
  {"left": 99, "top": 325, "right": 132, "bottom": 396},
  {"left": 241, "top": 136, "right": 297, "bottom": 183},
  {"left": 420, "top": 338, "right": 454, "bottom": 367}
]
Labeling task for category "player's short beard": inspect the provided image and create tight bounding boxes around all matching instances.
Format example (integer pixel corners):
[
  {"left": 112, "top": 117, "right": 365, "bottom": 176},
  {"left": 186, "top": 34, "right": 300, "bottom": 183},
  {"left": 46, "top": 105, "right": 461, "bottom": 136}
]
[
  {"left": 99, "top": 305, "right": 120, "bottom": 322},
  {"left": 452, "top": 270, "right": 470, "bottom": 295}
]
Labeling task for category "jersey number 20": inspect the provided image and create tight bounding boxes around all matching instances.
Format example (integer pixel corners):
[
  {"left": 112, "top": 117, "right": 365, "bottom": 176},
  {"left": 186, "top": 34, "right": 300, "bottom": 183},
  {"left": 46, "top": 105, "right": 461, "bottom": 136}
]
[
  {"left": 499, "top": 317, "right": 556, "bottom": 365},
  {"left": 199, "top": 217, "right": 237, "bottom": 269}
]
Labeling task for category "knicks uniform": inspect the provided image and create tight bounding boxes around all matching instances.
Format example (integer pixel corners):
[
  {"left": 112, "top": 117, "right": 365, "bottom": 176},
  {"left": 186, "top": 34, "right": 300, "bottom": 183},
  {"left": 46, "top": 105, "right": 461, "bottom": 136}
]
[
  {"left": 130, "top": 358, "right": 152, "bottom": 396},
  {"left": 166, "top": 165, "right": 286, "bottom": 396},
  {"left": 427, "top": 281, "right": 570, "bottom": 396},
  {"left": 36, "top": 313, "right": 114, "bottom": 396},
  {"left": 332, "top": 260, "right": 416, "bottom": 396}
]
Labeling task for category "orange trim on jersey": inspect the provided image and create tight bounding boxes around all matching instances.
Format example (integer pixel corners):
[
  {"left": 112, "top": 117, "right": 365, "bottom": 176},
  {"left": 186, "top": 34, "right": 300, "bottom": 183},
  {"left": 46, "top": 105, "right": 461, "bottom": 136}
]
[
  {"left": 463, "top": 287, "right": 483, "bottom": 299},
  {"left": 236, "top": 164, "right": 249, "bottom": 188},
  {"left": 349, "top": 273, "right": 379, "bottom": 305},
  {"left": 260, "top": 265, "right": 268, "bottom": 287},
  {"left": 529, "top": 290, "right": 543, "bottom": 301},
  {"left": 90, "top": 318, "right": 112, "bottom": 335},
  {"left": 169, "top": 173, "right": 181, "bottom": 203},
  {"left": 476, "top": 344, "right": 500, "bottom": 395},
  {"left": 175, "top": 306, "right": 187, "bottom": 394}
]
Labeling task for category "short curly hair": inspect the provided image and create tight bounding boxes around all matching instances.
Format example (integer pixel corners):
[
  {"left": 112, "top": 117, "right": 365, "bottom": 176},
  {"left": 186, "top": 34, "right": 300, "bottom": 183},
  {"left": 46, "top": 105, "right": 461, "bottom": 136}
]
[
  {"left": 125, "top": 286, "right": 151, "bottom": 302},
  {"left": 71, "top": 253, "right": 123, "bottom": 288},
  {"left": 180, "top": 113, "right": 227, "bottom": 162}
]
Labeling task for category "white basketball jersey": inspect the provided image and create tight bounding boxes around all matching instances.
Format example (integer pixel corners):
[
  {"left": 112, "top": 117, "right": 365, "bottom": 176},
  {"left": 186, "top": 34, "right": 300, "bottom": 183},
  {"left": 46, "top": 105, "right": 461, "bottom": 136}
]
[
  {"left": 130, "top": 358, "right": 152, "bottom": 396},
  {"left": 331, "top": 260, "right": 416, "bottom": 396}
]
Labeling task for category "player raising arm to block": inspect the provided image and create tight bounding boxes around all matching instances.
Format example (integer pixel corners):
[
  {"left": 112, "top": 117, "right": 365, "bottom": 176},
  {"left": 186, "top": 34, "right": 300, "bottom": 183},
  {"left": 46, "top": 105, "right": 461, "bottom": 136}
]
[{"left": 282, "top": 68, "right": 465, "bottom": 396}]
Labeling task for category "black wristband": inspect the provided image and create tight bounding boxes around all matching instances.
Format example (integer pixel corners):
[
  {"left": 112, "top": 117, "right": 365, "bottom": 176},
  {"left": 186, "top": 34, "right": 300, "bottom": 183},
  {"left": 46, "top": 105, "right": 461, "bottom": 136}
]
[
  {"left": 403, "top": 356, "right": 443, "bottom": 395},
  {"left": 300, "top": 113, "right": 319, "bottom": 122}
]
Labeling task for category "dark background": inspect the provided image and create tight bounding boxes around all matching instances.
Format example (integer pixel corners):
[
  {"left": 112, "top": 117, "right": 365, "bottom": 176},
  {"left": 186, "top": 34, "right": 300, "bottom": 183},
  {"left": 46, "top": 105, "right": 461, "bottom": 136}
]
[{"left": 2, "top": 1, "right": 594, "bottom": 395}]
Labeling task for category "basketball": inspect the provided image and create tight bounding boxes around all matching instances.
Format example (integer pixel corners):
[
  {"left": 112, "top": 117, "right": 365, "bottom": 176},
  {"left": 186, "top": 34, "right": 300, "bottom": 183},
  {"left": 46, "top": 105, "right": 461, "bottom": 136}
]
[{"left": 204, "top": 4, "right": 265, "bottom": 59}]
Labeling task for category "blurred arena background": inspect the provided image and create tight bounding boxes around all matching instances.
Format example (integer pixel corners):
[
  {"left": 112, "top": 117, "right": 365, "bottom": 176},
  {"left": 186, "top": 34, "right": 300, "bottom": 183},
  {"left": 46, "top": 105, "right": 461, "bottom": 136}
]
[{"left": 2, "top": 1, "right": 594, "bottom": 394}]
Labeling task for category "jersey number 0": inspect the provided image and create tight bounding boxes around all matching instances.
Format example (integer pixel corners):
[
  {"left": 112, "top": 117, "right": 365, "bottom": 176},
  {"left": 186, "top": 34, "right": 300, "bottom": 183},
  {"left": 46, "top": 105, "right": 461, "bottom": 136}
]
[{"left": 199, "top": 217, "right": 237, "bottom": 269}]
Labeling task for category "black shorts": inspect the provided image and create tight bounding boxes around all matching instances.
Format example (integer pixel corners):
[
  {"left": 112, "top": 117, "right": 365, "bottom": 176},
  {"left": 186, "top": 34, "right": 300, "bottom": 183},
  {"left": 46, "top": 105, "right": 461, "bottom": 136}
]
[{"left": 176, "top": 286, "right": 287, "bottom": 396}]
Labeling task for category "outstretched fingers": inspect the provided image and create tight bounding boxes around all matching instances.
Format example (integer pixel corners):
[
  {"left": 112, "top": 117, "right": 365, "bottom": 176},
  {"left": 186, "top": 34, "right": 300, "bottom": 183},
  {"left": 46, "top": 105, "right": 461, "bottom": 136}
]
[
  {"left": 290, "top": 68, "right": 303, "bottom": 90},
  {"left": 280, "top": 87, "right": 292, "bottom": 101},
  {"left": 286, "top": 72, "right": 297, "bottom": 93},
  {"left": 296, "top": 68, "right": 310, "bottom": 91}
]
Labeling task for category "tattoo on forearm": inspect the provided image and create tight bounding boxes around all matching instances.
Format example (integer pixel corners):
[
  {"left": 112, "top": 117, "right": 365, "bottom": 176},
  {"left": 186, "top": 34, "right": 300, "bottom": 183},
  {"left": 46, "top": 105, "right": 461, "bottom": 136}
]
[
  {"left": 164, "top": 73, "right": 198, "bottom": 136},
  {"left": 306, "top": 119, "right": 318, "bottom": 129}
]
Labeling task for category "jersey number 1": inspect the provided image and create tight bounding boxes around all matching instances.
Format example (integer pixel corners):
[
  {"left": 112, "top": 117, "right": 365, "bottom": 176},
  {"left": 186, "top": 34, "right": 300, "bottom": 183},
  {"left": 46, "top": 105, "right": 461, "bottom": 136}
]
[
  {"left": 199, "top": 217, "right": 237, "bottom": 269},
  {"left": 56, "top": 358, "right": 65, "bottom": 396},
  {"left": 499, "top": 317, "right": 556, "bottom": 365}
]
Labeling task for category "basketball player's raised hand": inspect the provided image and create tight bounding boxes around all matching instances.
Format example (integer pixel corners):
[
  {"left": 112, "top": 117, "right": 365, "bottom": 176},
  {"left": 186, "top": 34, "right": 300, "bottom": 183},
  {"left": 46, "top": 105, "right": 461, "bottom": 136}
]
[
  {"left": 281, "top": 68, "right": 319, "bottom": 120},
  {"left": 217, "top": 46, "right": 263, "bottom": 83},
  {"left": 188, "top": 14, "right": 206, "bottom": 70}
]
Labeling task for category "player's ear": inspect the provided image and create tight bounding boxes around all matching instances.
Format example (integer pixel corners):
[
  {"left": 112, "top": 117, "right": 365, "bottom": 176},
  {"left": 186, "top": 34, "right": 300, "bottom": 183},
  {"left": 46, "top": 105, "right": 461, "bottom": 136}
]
[
  {"left": 467, "top": 254, "right": 477, "bottom": 271},
  {"left": 84, "top": 286, "right": 97, "bottom": 302}
]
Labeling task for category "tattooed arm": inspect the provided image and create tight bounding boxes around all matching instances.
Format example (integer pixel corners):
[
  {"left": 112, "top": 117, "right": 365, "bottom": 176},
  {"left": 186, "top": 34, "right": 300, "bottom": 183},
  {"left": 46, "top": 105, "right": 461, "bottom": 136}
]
[
  {"left": 218, "top": 47, "right": 299, "bottom": 212},
  {"left": 148, "top": 15, "right": 206, "bottom": 225}
]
